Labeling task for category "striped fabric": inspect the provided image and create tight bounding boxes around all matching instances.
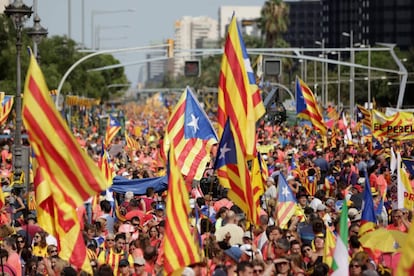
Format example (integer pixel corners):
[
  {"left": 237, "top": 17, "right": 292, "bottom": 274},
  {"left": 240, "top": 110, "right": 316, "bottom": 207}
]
[
  {"left": 23, "top": 53, "right": 106, "bottom": 273},
  {"left": 217, "top": 15, "right": 265, "bottom": 158},
  {"left": 359, "top": 171, "right": 377, "bottom": 237},
  {"left": 323, "top": 227, "right": 337, "bottom": 270},
  {"left": 276, "top": 173, "right": 297, "bottom": 229},
  {"left": 163, "top": 146, "right": 201, "bottom": 274},
  {"left": 125, "top": 131, "right": 139, "bottom": 151},
  {"left": 356, "top": 104, "right": 372, "bottom": 128},
  {"left": 0, "top": 93, "right": 13, "bottom": 126},
  {"left": 0, "top": 184, "right": 4, "bottom": 209},
  {"left": 250, "top": 155, "right": 265, "bottom": 225},
  {"left": 104, "top": 115, "right": 121, "bottom": 148},
  {"left": 99, "top": 148, "right": 115, "bottom": 188},
  {"left": 214, "top": 119, "right": 256, "bottom": 224},
  {"left": 296, "top": 77, "right": 327, "bottom": 135},
  {"left": 164, "top": 87, "right": 217, "bottom": 183}
]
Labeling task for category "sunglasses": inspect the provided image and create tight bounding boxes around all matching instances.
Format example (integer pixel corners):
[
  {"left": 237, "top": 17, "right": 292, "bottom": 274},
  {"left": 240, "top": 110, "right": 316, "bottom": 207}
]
[
  {"left": 254, "top": 269, "right": 263, "bottom": 273},
  {"left": 106, "top": 239, "right": 114, "bottom": 242},
  {"left": 350, "top": 264, "right": 360, "bottom": 268},
  {"left": 302, "top": 248, "right": 312, "bottom": 253},
  {"left": 132, "top": 223, "right": 140, "bottom": 227},
  {"left": 17, "top": 240, "right": 24, "bottom": 243},
  {"left": 49, "top": 250, "right": 58, "bottom": 254}
]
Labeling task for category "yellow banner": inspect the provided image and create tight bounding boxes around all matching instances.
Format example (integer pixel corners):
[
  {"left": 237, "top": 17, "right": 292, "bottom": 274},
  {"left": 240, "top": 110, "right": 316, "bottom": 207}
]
[{"left": 372, "top": 109, "right": 414, "bottom": 140}]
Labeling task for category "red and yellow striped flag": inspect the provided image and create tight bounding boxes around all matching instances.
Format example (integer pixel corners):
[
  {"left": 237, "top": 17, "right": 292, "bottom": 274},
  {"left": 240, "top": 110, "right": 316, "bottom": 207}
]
[
  {"left": 23, "top": 52, "right": 106, "bottom": 273},
  {"left": 250, "top": 155, "right": 265, "bottom": 225},
  {"left": 163, "top": 146, "right": 201, "bottom": 274},
  {"left": 0, "top": 93, "right": 13, "bottom": 126},
  {"left": 217, "top": 15, "right": 265, "bottom": 158},
  {"left": 125, "top": 131, "right": 139, "bottom": 151},
  {"left": 295, "top": 77, "right": 327, "bottom": 135},
  {"left": 0, "top": 184, "right": 4, "bottom": 209},
  {"left": 104, "top": 115, "right": 121, "bottom": 148},
  {"left": 323, "top": 227, "right": 336, "bottom": 270}
]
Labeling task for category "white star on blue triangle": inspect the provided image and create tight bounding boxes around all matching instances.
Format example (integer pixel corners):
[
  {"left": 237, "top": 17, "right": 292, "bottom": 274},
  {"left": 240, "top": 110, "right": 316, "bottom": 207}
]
[
  {"left": 184, "top": 87, "right": 217, "bottom": 141},
  {"left": 214, "top": 119, "right": 237, "bottom": 169}
]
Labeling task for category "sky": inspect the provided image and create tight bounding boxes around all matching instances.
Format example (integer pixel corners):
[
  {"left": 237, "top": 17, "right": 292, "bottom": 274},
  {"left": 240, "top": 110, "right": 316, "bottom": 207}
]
[{"left": 36, "top": 0, "right": 265, "bottom": 86}]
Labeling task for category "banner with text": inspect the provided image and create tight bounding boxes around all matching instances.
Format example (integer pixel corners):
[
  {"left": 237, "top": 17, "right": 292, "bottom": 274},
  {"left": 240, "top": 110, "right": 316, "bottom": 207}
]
[{"left": 372, "top": 109, "right": 414, "bottom": 141}]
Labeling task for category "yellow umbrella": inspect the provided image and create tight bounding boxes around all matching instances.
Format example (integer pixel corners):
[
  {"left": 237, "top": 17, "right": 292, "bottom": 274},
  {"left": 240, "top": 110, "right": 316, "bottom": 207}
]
[{"left": 359, "top": 228, "right": 407, "bottom": 253}]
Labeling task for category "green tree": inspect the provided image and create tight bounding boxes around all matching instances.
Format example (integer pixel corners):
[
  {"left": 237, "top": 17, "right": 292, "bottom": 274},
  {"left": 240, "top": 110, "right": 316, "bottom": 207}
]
[
  {"left": 0, "top": 15, "right": 129, "bottom": 101},
  {"left": 260, "top": 0, "right": 289, "bottom": 48}
]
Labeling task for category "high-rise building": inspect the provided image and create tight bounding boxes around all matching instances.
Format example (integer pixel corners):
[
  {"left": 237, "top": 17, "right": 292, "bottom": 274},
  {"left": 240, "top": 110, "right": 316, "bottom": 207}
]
[
  {"left": 0, "top": 0, "right": 9, "bottom": 14},
  {"left": 173, "top": 16, "right": 218, "bottom": 76},
  {"left": 321, "top": 0, "right": 414, "bottom": 50},
  {"left": 284, "top": 0, "right": 322, "bottom": 48},
  {"left": 145, "top": 50, "right": 167, "bottom": 86}
]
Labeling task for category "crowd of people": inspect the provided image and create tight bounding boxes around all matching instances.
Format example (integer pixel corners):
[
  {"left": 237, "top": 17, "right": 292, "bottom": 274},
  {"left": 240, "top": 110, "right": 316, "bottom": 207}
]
[{"left": 0, "top": 102, "right": 411, "bottom": 276}]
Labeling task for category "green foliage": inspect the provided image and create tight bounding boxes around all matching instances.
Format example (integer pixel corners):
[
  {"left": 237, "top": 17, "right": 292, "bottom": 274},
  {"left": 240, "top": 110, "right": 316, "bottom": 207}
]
[{"left": 0, "top": 15, "right": 128, "bottom": 101}]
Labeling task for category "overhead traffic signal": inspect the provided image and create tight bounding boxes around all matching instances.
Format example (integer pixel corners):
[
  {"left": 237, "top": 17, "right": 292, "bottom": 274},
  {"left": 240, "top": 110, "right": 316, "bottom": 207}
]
[
  {"left": 264, "top": 59, "right": 282, "bottom": 77},
  {"left": 167, "top": 39, "right": 174, "bottom": 58},
  {"left": 184, "top": 60, "right": 200, "bottom": 77}
]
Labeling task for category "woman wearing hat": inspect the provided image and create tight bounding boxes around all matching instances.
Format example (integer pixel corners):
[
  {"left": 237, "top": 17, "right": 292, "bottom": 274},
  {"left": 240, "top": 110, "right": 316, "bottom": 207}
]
[{"left": 274, "top": 257, "right": 291, "bottom": 276}]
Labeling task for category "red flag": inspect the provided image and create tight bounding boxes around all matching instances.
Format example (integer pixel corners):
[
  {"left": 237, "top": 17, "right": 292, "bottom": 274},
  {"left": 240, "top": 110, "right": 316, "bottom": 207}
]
[
  {"left": 164, "top": 87, "right": 217, "bottom": 183},
  {"left": 163, "top": 146, "right": 201, "bottom": 273},
  {"left": 217, "top": 15, "right": 265, "bottom": 158},
  {"left": 23, "top": 53, "right": 106, "bottom": 273}
]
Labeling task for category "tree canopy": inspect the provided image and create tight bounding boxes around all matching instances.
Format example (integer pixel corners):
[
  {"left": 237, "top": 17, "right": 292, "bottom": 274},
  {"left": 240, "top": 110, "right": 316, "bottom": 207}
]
[{"left": 0, "top": 15, "right": 129, "bottom": 101}]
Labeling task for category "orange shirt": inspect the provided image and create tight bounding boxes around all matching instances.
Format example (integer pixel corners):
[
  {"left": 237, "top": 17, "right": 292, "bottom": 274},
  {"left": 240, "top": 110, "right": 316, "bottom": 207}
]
[{"left": 387, "top": 223, "right": 408, "bottom": 233}]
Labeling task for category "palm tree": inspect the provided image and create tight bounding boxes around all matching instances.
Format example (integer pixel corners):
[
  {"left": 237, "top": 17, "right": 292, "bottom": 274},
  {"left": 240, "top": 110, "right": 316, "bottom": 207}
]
[{"left": 260, "top": 0, "right": 289, "bottom": 48}]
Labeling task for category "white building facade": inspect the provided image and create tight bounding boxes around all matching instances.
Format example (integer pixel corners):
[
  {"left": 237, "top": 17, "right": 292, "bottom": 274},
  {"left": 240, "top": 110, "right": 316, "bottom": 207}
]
[
  {"left": 173, "top": 16, "right": 218, "bottom": 76},
  {"left": 218, "top": 6, "right": 262, "bottom": 39}
]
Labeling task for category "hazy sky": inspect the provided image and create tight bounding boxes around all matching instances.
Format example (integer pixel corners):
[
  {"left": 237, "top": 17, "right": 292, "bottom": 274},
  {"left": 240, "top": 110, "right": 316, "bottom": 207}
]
[{"left": 35, "top": 0, "right": 265, "bottom": 85}]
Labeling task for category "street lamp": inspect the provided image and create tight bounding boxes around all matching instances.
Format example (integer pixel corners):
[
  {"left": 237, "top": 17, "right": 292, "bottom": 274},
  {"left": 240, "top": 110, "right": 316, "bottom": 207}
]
[
  {"left": 342, "top": 31, "right": 355, "bottom": 120},
  {"left": 4, "top": 0, "right": 33, "bottom": 187},
  {"left": 27, "top": 14, "right": 48, "bottom": 63},
  {"left": 315, "top": 40, "right": 325, "bottom": 106},
  {"left": 91, "top": 9, "right": 135, "bottom": 49}
]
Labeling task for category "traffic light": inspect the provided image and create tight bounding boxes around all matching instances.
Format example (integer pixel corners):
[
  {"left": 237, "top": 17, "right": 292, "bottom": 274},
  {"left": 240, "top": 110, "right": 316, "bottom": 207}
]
[
  {"left": 264, "top": 59, "right": 282, "bottom": 77},
  {"left": 167, "top": 39, "right": 174, "bottom": 58},
  {"left": 184, "top": 60, "right": 200, "bottom": 77}
]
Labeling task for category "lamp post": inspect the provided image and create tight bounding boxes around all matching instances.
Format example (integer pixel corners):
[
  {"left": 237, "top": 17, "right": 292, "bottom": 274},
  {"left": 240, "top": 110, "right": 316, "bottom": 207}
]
[
  {"left": 91, "top": 9, "right": 135, "bottom": 49},
  {"left": 4, "top": 0, "right": 32, "bottom": 187},
  {"left": 342, "top": 31, "right": 355, "bottom": 120},
  {"left": 315, "top": 39, "right": 325, "bottom": 106},
  {"left": 27, "top": 0, "right": 48, "bottom": 63}
]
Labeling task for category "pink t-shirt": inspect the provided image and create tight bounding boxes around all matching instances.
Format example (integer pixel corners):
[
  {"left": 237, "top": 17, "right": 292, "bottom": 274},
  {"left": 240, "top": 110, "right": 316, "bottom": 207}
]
[{"left": 6, "top": 251, "right": 22, "bottom": 276}]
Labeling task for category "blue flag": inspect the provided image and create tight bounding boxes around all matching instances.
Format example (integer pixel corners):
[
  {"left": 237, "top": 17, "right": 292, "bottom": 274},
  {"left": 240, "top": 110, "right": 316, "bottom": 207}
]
[{"left": 402, "top": 159, "right": 414, "bottom": 177}]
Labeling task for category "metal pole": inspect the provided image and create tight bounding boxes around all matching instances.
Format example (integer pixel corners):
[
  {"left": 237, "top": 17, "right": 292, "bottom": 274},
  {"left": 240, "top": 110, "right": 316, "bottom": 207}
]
[
  {"left": 91, "top": 11, "right": 95, "bottom": 49},
  {"left": 314, "top": 59, "right": 317, "bottom": 95},
  {"left": 33, "top": 0, "right": 38, "bottom": 58},
  {"left": 350, "top": 30, "right": 355, "bottom": 120},
  {"left": 304, "top": 59, "right": 307, "bottom": 82},
  {"left": 67, "top": 0, "right": 71, "bottom": 39},
  {"left": 81, "top": 0, "right": 85, "bottom": 48},
  {"left": 95, "top": 25, "right": 100, "bottom": 50},
  {"left": 14, "top": 24, "right": 23, "bottom": 186},
  {"left": 368, "top": 46, "right": 371, "bottom": 109},
  {"left": 337, "top": 52, "right": 341, "bottom": 108},
  {"left": 321, "top": 40, "right": 325, "bottom": 106},
  {"left": 325, "top": 56, "right": 329, "bottom": 106}
]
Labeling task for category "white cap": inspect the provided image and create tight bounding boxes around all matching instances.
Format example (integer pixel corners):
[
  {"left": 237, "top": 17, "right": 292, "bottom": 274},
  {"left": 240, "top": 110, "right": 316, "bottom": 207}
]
[{"left": 286, "top": 175, "right": 295, "bottom": 181}]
